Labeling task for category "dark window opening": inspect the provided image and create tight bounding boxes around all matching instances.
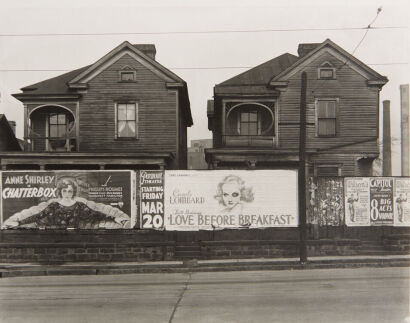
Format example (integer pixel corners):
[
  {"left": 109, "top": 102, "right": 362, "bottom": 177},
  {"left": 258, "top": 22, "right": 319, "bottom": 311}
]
[{"left": 316, "top": 100, "right": 337, "bottom": 136}]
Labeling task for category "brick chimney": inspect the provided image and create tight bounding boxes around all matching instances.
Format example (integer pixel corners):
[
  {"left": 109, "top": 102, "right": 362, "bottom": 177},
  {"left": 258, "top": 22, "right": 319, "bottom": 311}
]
[
  {"left": 133, "top": 44, "right": 156, "bottom": 60},
  {"left": 297, "top": 43, "right": 321, "bottom": 58}
]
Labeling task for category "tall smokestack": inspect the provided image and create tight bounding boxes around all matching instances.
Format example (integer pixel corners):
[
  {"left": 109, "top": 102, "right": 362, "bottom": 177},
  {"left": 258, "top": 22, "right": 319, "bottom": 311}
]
[
  {"left": 383, "top": 100, "right": 392, "bottom": 176},
  {"left": 400, "top": 85, "right": 409, "bottom": 176}
]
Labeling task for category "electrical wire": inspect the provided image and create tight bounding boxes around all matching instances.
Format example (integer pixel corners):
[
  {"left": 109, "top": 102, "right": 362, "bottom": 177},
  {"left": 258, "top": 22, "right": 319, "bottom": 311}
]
[{"left": 0, "top": 25, "right": 406, "bottom": 37}]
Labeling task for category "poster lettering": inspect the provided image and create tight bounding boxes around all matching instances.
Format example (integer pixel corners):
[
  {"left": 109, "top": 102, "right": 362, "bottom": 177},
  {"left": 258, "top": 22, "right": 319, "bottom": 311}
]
[
  {"left": 344, "top": 177, "right": 370, "bottom": 226},
  {"left": 1, "top": 171, "right": 134, "bottom": 229}
]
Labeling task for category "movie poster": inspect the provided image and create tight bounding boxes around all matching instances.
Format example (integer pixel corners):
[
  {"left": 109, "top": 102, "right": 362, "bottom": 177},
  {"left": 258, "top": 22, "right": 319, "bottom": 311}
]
[
  {"left": 308, "top": 177, "right": 344, "bottom": 226},
  {"left": 140, "top": 170, "right": 164, "bottom": 229},
  {"left": 344, "top": 177, "right": 371, "bottom": 226},
  {"left": 369, "top": 178, "right": 394, "bottom": 225},
  {"left": 1, "top": 171, "right": 135, "bottom": 229},
  {"left": 164, "top": 170, "right": 298, "bottom": 231},
  {"left": 394, "top": 178, "right": 410, "bottom": 226}
]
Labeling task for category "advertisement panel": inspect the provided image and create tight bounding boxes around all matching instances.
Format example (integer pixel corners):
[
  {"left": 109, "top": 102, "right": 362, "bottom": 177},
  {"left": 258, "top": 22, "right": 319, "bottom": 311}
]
[
  {"left": 164, "top": 170, "right": 298, "bottom": 231},
  {"left": 394, "top": 178, "right": 410, "bottom": 226},
  {"left": 1, "top": 171, "right": 135, "bottom": 229},
  {"left": 308, "top": 177, "right": 344, "bottom": 226},
  {"left": 369, "top": 178, "right": 394, "bottom": 225},
  {"left": 140, "top": 170, "right": 164, "bottom": 229},
  {"left": 344, "top": 177, "right": 371, "bottom": 226}
]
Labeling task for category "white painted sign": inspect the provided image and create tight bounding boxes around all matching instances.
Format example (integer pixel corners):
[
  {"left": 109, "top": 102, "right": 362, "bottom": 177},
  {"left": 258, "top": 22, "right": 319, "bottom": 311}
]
[{"left": 164, "top": 170, "right": 298, "bottom": 231}]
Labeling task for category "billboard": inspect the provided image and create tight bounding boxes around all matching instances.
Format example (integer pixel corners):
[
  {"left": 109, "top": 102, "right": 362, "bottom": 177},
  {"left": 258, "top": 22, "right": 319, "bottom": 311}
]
[
  {"left": 394, "top": 178, "right": 410, "bottom": 226},
  {"left": 140, "top": 170, "right": 164, "bottom": 229},
  {"left": 344, "top": 178, "right": 371, "bottom": 226},
  {"left": 308, "top": 177, "right": 344, "bottom": 226},
  {"left": 369, "top": 178, "right": 394, "bottom": 225},
  {"left": 164, "top": 170, "right": 298, "bottom": 231},
  {"left": 1, "top": 171, "right": 136, "bottom": 229}
]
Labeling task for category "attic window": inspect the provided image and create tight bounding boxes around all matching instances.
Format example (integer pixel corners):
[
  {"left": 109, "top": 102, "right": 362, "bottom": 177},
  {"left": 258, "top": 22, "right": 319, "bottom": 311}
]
[
  {"left": 318, "top": 62, "right": 336, "bottom": 79},
  {"left": 119, "top": 70, "right": 136, "bottom": 82}
]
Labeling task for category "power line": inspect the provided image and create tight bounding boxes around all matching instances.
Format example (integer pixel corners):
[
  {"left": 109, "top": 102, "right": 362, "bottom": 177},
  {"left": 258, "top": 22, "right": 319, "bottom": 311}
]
[
  {"left": 0, "top": 26, "right": 406, "bottom": 37},
  {"left": 0, "top": 62, "right": 407, "bottom": 72},
  {"left": 310, "top": 7, "right": 384, "bottom": 94}
]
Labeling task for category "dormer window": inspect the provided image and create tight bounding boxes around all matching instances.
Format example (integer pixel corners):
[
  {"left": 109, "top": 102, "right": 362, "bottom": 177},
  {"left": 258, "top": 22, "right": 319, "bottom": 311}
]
[
  {"left": 318, "top": 62, "right": 336, "bottom": 79},
  {"left": 119, "top": 66, "right": 136, "bottom": 82}
]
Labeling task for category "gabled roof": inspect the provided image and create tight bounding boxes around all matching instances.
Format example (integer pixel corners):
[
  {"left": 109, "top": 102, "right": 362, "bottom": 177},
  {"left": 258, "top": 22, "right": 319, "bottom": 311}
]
[
  {"left": 215, "top": 39, "right": 388, "bottom": 92},
  {"left": 217, "top": 53, "right": 299, "bottom": 87},
  {"left": 17, "top": 65, "right": 91, "bottom": 95},
  {"left": 69, "top": 41, "right": 186, "bottom": 86},
  {"left": 271, "top": 38, "right": 388, "bottom": 83},
  {"left": 12, "top": 41, "right": 193, "bottom": 125},
  {"left": 0, "top": 114, "right": 22, "bottom": 151}
]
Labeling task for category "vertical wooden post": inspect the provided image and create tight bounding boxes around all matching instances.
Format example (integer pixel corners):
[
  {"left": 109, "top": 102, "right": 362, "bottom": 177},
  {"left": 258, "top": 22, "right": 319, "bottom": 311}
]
[{"left": 299, "top": 72, "right": 308, "bottom": 263}]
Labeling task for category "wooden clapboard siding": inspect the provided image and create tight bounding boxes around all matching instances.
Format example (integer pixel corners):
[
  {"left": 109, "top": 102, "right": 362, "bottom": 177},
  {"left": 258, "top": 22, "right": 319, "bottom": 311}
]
[
  {"left": 79, "top": 54, "right": 177, "bottom": 153},
  {"left": 278, "top": 50, "right": 379, "bottom": 154}
]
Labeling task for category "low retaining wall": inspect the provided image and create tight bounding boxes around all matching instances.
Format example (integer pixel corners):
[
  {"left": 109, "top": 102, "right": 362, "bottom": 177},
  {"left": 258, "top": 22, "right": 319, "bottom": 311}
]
[{"left": 0, "top": 228, "right": 408, "bottom": 263}]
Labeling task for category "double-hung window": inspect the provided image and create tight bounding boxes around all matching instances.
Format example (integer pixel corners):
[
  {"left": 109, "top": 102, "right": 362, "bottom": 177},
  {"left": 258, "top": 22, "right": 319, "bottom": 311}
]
[
  {"left": 316, "top": 99, "right": 337, "bottom": 137},
  {"left": 116, "top": 103, "right": 137, "bottom": 138},
  {"left": 239, "top": 111, "right": 260, "bottom": 135}
]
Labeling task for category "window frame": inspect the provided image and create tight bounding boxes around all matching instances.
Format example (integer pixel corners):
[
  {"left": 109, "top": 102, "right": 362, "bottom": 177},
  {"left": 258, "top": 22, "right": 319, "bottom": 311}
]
[
  {"left": 115, "top": 102, "right": 138, "bottom": 139},
  {"left": 318, "top": 61, "right": 336, "bottom": 80},
  {"left": 119, "top": 70, "right": 137, "bottom": 82},
  {"left": 238, "top": 110, "right": 261, "bottom": 136},
  {"left": 314, "top": 164, "right": 342, "bottom": 177},
  {"left": 48, "top": 112, "right": 68, "bottom": 138},
  {"left": 315, "top": 98, "right": 339, "bottom": 137}
]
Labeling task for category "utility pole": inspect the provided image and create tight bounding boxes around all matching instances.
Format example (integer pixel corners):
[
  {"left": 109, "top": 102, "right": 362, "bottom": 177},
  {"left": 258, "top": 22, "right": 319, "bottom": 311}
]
[{"left": 299, "top": 72, "right": 308, "bottom": 263}]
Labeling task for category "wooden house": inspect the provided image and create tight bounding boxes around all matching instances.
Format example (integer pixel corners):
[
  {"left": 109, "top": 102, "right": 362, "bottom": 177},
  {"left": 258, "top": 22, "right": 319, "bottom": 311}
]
[
  {"left": 206, "top": 39, "right": 388, "bottom": 176},
  {"left": 1, "top": 41, "right": 192, "bottom": 170}
]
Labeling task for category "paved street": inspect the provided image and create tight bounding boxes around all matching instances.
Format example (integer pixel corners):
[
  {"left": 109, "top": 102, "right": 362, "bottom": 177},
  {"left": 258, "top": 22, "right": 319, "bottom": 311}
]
[{"left": 0, "top": 267, "right": 408, "bottom": 323}]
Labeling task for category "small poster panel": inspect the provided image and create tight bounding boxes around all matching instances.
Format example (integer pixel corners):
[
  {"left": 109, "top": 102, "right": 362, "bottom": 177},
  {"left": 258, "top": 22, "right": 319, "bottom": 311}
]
[
  {"left": 140, "top": 170, "right": 164, "bottom": 229},
  {"left": 394, "top": 178, "right": 410, "bottom": 226},
  {"left": 164, "top": 170, "right": 298, "bottom": 231},
  {"left": 308, "top": 177, "right": 344, "bottom": 226},
  {"left": 369, "top": 178, "right": 394, "bottom": 225},
  {"left": 344, "top": 177, "right": 370, "bottom": 226},
  {"left": 1, "top": 171, "right": 134, "bottom": 229}
]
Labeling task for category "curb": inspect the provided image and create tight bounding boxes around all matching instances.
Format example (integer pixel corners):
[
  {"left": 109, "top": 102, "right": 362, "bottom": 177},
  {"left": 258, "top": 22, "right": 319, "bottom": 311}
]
[{"left": 1, "top": 257, "right": 409, "bottom": 278}]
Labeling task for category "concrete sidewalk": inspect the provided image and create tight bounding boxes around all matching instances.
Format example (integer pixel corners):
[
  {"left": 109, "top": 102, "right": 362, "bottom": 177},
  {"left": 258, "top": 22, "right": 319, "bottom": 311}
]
[{"left": 0, "top": 254, "right": 409, "bottom": 278}]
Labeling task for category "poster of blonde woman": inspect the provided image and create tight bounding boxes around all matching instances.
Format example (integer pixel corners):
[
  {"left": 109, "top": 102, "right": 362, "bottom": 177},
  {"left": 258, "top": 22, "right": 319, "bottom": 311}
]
[
  {"left": 164, "top": 170, "right": 298, "bottom": 231},
  {"left": 1, "top": 171, "right": 136, "bottom": 229}
]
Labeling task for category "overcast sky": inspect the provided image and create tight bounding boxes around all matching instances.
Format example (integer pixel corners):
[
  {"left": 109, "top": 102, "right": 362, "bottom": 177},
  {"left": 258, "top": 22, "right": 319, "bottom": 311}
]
[{"left": 0, "top": 0, "right": 408, "bottom": 174}]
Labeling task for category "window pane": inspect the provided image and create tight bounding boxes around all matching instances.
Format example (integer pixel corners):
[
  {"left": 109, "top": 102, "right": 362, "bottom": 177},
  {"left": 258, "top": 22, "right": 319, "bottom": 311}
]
[
  {"left": 57, "top": 125, "right": 67, "bottom": 137},
  {"left": 127, "top": 121, "right": 136, "bottom": 136},
  {"left": 118, "top": 104, "right": 127, "bottom": 120},
  {"left": 58, "top": 114, "right": 66, "bottom": 124},
  {"left": 241, "top": 112, "right": 249, "bottom": 122},
  {"left": 49, "top": 125, "right": 58, "bottom": 137},
  {"left": 49, "top": 114, "right": 58, "bottom": 124},
  {"left": 327, "top": 101, "right": 336, "bottom": 117},
  {"left": 248, "top": 123, "right": 258, "bottom": 135},
  {"left": 318, "top": 119, "right": 336, "bottom": 136},
  {"left": 121, "top": 71, "right": 134, "bottom": 81},
  {"left": 320, "top": 69, "right": 334, "bottom": 78},
  {"left": 248, "top": 112, "right": 257, "bottom": 122},
  {"left": 126, "top": 104, "right": 135, "bottom": 120},
  {"left": 117, "top": 121, "right": 127, "bottom": 137},
  {"left": 317, "top": 167, "right": 339, "bottom": 176},
  {"left": 240, "top": 123, "right": 249, "bottom": 135},
  {"left": 317, "top": 101, "right": 327, "bottom": 117}
]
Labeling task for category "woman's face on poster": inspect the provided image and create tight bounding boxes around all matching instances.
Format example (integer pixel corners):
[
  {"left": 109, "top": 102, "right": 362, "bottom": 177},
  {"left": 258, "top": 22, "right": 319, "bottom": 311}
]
[
  {"left": 222, "top": 183, "right": 241, "bottom": 208},
  {"left": 61, "top": 185, "right": 74, "bottom": 200}
]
